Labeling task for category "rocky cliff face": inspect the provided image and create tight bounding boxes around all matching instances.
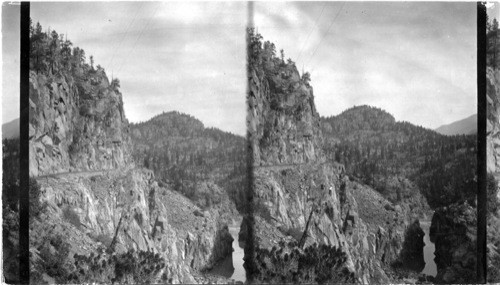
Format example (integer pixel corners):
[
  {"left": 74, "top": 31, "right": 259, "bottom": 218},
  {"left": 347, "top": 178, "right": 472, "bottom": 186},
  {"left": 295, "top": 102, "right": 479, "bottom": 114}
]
[
  {"left": 31, "top": 169, "right": 234, "bottom": 283},
  {"left": 487, "top": 67, "right": 500, "bottom": 173},
  {"left": 246, "top": 30, "right": 419, "bottom": 283},
  {"left": 28, "top": 23, "right": 236, "bottom": 284},
  {"left": 29, "top": 68, "right": 132, "bottom": 176},
  {"left": 248, "top": 62, "right": 323, "bottom": 166},
  {"left": 429, "top": 203, "right": 477, "bottom": 283},
  {"left": 399, "top": 220, "right": 425, "bottom": 271},
  {"left": 487, "top": 30, "right": 500, "bottom": 283},
  {"left": 487, "top": 65, "right": 500, "bottom": 283}
]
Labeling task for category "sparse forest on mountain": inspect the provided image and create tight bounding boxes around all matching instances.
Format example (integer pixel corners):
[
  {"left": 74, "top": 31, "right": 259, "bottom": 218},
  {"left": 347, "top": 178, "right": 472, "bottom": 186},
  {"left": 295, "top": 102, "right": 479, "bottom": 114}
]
[
  {"left": 29, "top": 19, "right": 119, "bottom": 87},
  {"left": 322, "top": 105, "right": 476, "bottom": 209},
  {"left": 129, "top": 112, "right": 247, "bottom": 211}
]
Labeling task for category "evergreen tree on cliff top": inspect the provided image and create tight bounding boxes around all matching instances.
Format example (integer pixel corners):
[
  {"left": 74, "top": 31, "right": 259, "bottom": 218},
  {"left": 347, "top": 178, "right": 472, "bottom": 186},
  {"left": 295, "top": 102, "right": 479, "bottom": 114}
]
[
  {"left": 247, "top": 28, "right": 311, "bottom": 92},
  {"left": 488, "top": 15, "right": 499, "bottom": 68},
  {"left": 29, "top": 19, "right": 107, "bottom": 82}
]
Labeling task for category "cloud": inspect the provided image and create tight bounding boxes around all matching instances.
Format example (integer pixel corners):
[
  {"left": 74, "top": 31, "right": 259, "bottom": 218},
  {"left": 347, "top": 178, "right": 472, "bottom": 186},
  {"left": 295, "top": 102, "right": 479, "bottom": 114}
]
[
  {"left": 27, "top": 2, "right": 247, "bottom": 135},
  {"left": 2, "top": 2, "right": 477, "bottom": 134},
  {"left": 255, "top": 2, "right": 476, "bottom": 129},
  {"left": 2, "top": 3, "right": 20, "bottom": 122}
]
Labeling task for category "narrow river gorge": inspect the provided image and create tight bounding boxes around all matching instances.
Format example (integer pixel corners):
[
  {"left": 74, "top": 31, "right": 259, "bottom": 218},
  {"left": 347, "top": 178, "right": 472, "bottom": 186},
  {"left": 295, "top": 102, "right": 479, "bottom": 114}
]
[
  {"left": 208, "top": 220, "right": 246, "bottom": 283},
  {"left": 420, "top": 220, "right": 437, "bottom": 277}
]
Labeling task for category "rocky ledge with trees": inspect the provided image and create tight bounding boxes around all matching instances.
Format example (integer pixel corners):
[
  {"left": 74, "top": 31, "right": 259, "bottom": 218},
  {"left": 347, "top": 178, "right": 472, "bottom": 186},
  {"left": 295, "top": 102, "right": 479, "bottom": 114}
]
[{"left": 11, "top": 20, "right": 240, "bottom": 284}]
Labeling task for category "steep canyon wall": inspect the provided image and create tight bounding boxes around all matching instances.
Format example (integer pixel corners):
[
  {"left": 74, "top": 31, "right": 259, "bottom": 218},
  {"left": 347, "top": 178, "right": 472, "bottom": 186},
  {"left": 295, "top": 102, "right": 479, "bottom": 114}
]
[{"left": 246, "top": 40, "right": 419, "bottom": 283}]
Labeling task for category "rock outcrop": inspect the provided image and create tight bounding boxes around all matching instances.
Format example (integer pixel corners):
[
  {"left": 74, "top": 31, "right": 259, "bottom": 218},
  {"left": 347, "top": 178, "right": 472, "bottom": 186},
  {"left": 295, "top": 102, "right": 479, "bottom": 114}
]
[
  {"left": 247, "top": 61, "right": 323, "bottom": 166},
  {"left": 487, "top": 29, "right": 500, "bottom": 283},
  {"left": 429, "top": 203, "right": 477, "bottom": 283},
  {"left": 31, "top": 169, "right": 234, "bottom": 283},
  {"left": 487, "top": 67, "right": 500, "bottom": 173},
  {"left": 29, "top": 68, "right": 132, "bottom": 176},
  {"left": 27, "top": 23, "right": 237, "bottom": 284},
  {"left": 488, "top": 209, "right": 500, "bottom": 283},
  {"left": 246, "top": 30, "right": 420, "bottom": 283},
  {"left": 399, "top": 220, "right": 425, "bottom": 272}
]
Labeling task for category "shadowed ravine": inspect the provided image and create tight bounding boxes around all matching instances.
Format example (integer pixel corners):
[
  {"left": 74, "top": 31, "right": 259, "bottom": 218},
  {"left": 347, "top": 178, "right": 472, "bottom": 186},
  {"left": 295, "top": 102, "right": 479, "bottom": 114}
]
[
  {"left": 208, "top": 220, "right": 246, "bottom": 282},
  {"left": 420, "top": 220, "right": 437, "bottom": 277}
]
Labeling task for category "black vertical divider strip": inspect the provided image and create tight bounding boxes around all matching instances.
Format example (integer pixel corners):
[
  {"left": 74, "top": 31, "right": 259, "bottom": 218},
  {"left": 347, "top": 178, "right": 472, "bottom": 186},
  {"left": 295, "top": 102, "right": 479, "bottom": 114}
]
[
  {"left": 19, "top": 2, "right": 30, "bottom": 284},
  {"left": 477, "top": 2, "right": 487, "bottom": 284},
  {"left": 245, "top": 1, "right": 256, "bottom": 283}
]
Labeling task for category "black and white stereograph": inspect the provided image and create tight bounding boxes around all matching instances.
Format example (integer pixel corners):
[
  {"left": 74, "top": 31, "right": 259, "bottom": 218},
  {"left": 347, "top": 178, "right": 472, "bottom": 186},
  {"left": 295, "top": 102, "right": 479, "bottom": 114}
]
[{"left": 1, "top": 2, "right": 498, "bottom": 284}]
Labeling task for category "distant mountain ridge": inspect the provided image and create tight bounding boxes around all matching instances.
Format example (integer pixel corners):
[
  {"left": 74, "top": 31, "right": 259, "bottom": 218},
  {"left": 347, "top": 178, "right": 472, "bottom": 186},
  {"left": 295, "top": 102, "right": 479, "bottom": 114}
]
[
  {"left": 319, "top": 105, "right": 478, "bottom": 283},
  {"left": 2, "top": 118, "right": 19, "bottom": 139},
  {"left": 435, "top": 114, "right": 477, "bottom": 136},
  {"left": 321, "top": 105, "right": 476, "bottom": 209}
]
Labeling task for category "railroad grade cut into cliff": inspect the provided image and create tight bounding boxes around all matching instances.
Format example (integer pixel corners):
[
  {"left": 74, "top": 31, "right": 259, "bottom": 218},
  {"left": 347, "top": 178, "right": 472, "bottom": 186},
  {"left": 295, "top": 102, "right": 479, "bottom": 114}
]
[
  {"left": 245, "top": 28, "right": 421, "bottom": 284},
  {"left": 27, "top": 22, "right": 236, "bottom": 284}
]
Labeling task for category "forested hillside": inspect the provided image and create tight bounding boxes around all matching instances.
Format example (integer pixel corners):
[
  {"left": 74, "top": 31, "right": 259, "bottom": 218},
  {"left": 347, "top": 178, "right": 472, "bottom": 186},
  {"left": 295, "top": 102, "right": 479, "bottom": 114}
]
[
  {"left": 129, "top": 112, "right": 246, "bottom": 210},
  {"left": 3, "top": 138, "right": 20, "bottom": 210},
  {"left": 322, "top": 105, "right": 476, "bottom": 209},
  {"left": 2, "top": 138, "right": 20, "bottom": 283}
]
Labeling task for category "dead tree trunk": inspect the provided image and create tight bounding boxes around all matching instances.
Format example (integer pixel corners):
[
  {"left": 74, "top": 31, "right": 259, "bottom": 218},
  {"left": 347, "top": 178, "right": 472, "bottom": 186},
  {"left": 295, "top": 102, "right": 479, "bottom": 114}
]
[
  {"left": 108, "top": 214, "right": 124, "bottom": 253},
  {"left": 299, "top": 206, "right": 316, "bottom": 249}
]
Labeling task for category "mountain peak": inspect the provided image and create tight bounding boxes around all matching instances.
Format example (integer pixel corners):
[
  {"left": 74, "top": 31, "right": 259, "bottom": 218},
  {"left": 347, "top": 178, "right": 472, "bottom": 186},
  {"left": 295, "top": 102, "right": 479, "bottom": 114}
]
[
  {"left": 322, "top": 105, "right": 396, "bottom": 134},
  {"left": 150, "top": 111, "right": 202, "bottom": 123},
  {"left": 2, "top": 118, "right": 19, "bottom": 140},
  {"left": 338, "top": 105, "right": 396, "bottom": 122},
  {"left": 435, "top": 114, "right": 477, "bottom": 136},
  {"left": 132, "top": 111, "right": 206, "bottom": 138}
]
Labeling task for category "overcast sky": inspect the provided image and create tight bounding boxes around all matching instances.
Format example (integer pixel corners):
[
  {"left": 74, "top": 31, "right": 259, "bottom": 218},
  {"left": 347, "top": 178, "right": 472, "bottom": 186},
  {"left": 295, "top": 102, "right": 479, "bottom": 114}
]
[
  {"left": 254, "top": 2, "right": 478, "bottom": 128},
  {"left": 1, "top": 2, "right": 498, "bottom": 133},
  {"left": 4, "top": 2, "right": 247, "bottom": 135},
  {"left": 2, "top": 3, "right": 20, "bottom": 124}
]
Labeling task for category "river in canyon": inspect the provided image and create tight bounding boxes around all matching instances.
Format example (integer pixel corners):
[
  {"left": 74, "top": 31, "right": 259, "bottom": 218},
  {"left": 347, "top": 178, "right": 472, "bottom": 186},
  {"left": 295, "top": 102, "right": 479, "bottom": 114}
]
[
  {"left": 208, "top": 219, "right": 246, "bottom": 282},
  {"left": 420, "top": 220, "right": 437, "bottom": 277}
]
